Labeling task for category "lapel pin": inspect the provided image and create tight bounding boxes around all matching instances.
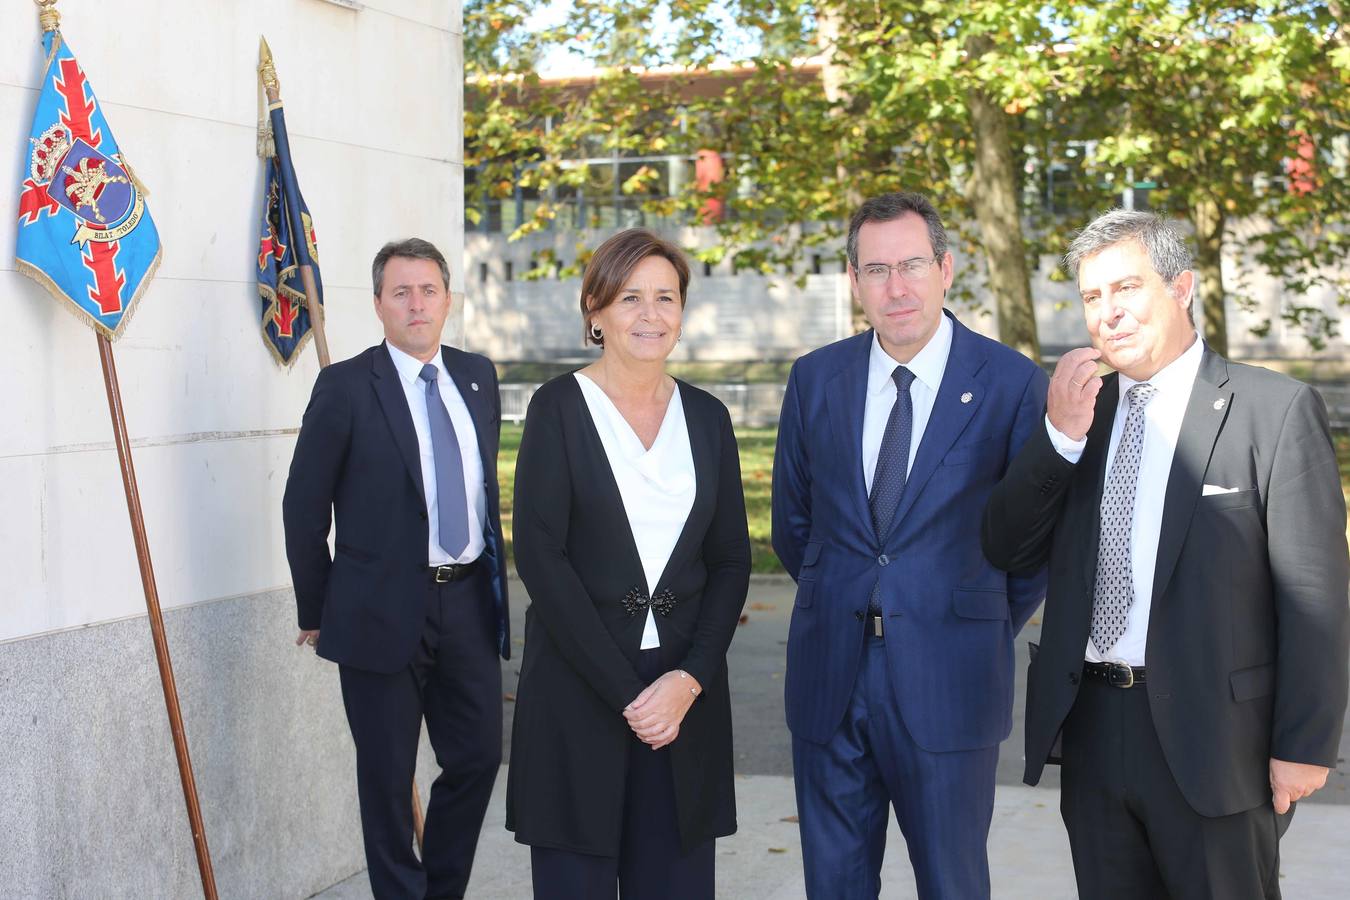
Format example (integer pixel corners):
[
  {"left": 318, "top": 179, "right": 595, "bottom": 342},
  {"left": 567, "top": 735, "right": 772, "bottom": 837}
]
[
  {"left": 471, "top": 382, "right": 480, "bottom": 392},
  {"left": 1213, "top": 398, "right": 1225, "bottom": 411},
  {"left": 960, "top": 392, "right": 973, "bottom": 404}
]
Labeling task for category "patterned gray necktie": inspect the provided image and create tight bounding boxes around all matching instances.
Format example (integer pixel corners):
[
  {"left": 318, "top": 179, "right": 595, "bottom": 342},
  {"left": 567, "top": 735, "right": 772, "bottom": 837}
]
[
  {"left": 867, "top": 365, "right": 916, "bottom": 614},
  {"left": 1091, "top": 382, "right": 1157, "bottom": 656},
  {"left": 419, "top": 364, "right": 470, "bottom": 557}
]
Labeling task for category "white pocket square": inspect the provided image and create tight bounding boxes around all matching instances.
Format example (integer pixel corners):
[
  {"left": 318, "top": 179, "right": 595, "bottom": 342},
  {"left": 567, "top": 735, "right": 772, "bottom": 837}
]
[{"left": 1202, "top": 484, "right": 1241, "bottom": 496}]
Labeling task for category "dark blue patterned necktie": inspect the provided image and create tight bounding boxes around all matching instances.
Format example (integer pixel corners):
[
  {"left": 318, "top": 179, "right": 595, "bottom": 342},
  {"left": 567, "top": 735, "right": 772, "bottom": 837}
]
[
  {"left": 420, "top": 364, "right": 470, "bottom": 557},
  {"left": 868, "top": 365, "right": 916, "bottom": 613}
]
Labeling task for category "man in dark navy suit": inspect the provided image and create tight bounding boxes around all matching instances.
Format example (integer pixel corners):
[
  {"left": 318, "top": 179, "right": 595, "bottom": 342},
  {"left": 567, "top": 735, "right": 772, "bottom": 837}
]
[
  {"left": 772, "top": 192, "right": 1048, "bottom": 898},
  {"left": 283, "top": 238, "right": 509, "bottom": 899}
]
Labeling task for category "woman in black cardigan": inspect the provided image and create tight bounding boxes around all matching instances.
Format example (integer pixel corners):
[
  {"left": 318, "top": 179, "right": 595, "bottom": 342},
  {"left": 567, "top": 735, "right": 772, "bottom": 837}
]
[{"left": 506, "top": 228, "right": 751, "bottom": 898}]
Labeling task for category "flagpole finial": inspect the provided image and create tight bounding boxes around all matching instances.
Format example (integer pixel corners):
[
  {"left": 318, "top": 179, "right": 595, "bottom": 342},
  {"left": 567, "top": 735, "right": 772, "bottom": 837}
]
[
  {"left": 258, "top": 35, "right": 281, "bottom": 103},
  {"left": 35, "top": 0, "right": 61, "bottom": 33}
]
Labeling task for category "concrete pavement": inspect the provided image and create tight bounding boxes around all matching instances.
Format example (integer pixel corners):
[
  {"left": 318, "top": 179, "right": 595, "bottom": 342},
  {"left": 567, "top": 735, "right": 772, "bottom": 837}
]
[{"left": 315, "top": 575, "right": 1350, "bottom": 898}]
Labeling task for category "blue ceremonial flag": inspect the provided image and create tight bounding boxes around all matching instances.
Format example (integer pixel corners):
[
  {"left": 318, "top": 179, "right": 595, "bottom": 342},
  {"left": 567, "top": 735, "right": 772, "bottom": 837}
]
[
  {"left": 257, "top": 101, "right": 323, "bottom": 366},
  {"left": 15, "top": 30, "right": 161, "bottom": 340}
]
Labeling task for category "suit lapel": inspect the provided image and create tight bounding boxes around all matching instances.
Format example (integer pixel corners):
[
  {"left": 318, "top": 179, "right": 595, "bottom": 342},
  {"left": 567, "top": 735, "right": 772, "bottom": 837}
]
[
  {"left": 1150, "top": 348, "right": 1232, "bottom": 603},
  {"left": 371, "top": 343, "right": 425, "bottom": 496},
  {"left": 442, "top": 346, "right": 495, "bottom": 480},
  {"left": 570, "top": 375, "right": 652, "bottom": 591},
  {"left": 827, "top": 334, "right": 872, "bottom": 538},
  {"left": 1077, "top": 374, "right": 1119, "bottom": 593},
  {"left": 890, "top": 315, "right": 984, "bottom": 531},
  {"left": 654, "top": 382, "right": 714, "bottom": 593}
]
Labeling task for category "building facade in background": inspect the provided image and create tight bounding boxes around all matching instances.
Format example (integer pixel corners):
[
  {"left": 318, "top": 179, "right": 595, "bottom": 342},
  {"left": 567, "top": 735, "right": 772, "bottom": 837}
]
[{"left": 465, "top": 65, "right": 1350, "bottom": 366}]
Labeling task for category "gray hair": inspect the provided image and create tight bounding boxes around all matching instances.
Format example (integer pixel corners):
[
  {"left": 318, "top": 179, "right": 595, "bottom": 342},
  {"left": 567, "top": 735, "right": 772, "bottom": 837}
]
[
  {"left": 1063, "top": 210, "right": 1193, "bottom": 284},
  {"left": 846, "top": 191, "right": 950, "bottom": 269},
  {"left": 372, "top": 237, "right": 451, "bottom": 295}
]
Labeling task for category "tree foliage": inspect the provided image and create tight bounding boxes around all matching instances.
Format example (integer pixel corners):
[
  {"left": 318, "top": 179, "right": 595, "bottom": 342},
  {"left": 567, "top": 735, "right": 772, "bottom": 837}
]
[
  {"left": 466, "top": 0, "right": 1350, "bottom": 356},
  {"left": 1066, "top": 0, "right": 1350, "bottom": 353}
]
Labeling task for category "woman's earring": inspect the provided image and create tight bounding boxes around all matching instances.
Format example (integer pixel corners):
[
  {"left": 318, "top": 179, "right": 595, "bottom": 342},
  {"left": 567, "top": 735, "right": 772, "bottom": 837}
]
[
  {"left": 590, "top": 322, "right": 603, "bottom": 341},
  {"left": 676, "top": 327, "right": 683, "bottom": 343}
]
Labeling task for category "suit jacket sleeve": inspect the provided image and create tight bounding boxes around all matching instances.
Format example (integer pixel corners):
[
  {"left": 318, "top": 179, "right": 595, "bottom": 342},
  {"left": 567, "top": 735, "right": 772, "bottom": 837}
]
[
  {"left": 512, "top": 389, "right": 648, "bottom": 712},
  {"left": 1004, "top": 362, "right": 1052, "bottom": 632},
  {"left": 1267, "top": 384, "right": 1350, "bottom": 766},
  {"left": 679, "top": 404, "right": 752, "bottom": 692},
  {"left": 771, "top": 362, "right": 810, "bottom": 580},
  {"left": 282, "top": 365, "right": 352, "bottom": 631},
  {"left": 981, "top": 413, "right": 1078, "bottom": 577}
]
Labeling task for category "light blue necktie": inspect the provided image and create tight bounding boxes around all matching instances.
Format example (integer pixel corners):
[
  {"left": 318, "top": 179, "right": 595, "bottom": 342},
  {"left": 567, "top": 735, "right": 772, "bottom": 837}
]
[{"left": 419, "top": 364, "right": 470, "bottom": 557}]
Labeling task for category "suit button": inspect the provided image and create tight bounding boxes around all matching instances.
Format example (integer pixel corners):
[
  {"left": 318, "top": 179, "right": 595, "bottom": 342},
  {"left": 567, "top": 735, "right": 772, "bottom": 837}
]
[
  {"left": 854, "top": 610, "right": 864, "bottom": 621},
  {"left": 1069, "top": 673, "right": 1080, "bottom": 685},
  {"left": 878, "top": 554, "right": 890, "bottom": 566},
  {"left": 419, "top": 511, "right": 428, "bottom": 520}
]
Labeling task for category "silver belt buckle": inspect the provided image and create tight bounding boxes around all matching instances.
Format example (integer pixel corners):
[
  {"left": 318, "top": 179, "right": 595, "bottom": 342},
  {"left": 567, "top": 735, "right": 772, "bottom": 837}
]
[
  {"left": 1106, "top": 660, "right": 1134, "bottom": 688},
  {"left": 434, "top": 564, "right": 454, "bottom": 583},
  {"left": 871, "top": 614, "right": 884, "bottom": 637}
]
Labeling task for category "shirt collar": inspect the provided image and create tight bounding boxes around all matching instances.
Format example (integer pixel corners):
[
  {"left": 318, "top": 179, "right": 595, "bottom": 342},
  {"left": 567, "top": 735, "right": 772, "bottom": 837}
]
[
  {"left": 385, "top": 340, "right": 443, "bottom": 387},
  {"left": 867, "top": 312, "right": 953, "bottom": 396},
  {"left": 1116, "top": 330, "right": 1203, "bottom": 401}
]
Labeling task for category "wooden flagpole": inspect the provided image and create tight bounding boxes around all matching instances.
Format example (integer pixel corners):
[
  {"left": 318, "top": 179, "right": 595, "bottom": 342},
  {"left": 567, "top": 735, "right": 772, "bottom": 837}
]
[
  {"left": 257, "top": 36, "right": 426, "bottom": 855},
  {"left": 97, "top": 331, "right": 219, "bottom": 899},
  {"left": 30, "top": 2, "right": 218, "bottom": 895}
]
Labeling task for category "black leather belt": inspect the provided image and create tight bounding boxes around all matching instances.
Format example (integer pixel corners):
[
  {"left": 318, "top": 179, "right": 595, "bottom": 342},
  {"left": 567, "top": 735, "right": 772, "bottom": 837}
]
[
  {"left": 1083, "top": 660, "right": 1146, "bottom": 688},
  {"left": 429, "top": 560, "right": 478, "bottom": 583}
]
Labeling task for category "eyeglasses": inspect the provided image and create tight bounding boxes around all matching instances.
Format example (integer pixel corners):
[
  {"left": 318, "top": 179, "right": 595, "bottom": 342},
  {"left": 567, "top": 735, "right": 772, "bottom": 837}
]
[{"left": 857, "top": 256, "right": 940, "bottom": 285}]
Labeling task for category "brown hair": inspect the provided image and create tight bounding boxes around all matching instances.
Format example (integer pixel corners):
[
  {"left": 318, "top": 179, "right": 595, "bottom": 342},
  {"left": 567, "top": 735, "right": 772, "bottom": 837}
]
[
  {"left": 372, "top": 237, "right": 449, "bottom": 295},
  {"left": 579, "top": 228, "right": 691, "bottom": 346}
]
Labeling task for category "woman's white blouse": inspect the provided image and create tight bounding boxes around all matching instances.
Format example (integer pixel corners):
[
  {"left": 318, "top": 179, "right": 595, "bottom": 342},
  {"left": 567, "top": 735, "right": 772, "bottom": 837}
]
[{"left": 574, "top": 373, "right": 696, "bottom": 649}]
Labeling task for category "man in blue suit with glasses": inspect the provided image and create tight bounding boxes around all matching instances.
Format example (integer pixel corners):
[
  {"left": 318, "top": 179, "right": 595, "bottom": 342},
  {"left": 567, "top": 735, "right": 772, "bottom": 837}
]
[{"left": 772, "top": 191, "right": 1047, "bottom": 899}]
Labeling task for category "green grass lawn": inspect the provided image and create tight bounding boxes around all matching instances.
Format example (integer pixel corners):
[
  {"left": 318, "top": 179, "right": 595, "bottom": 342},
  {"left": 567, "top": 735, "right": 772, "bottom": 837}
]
[{"left": 500, "top": 425, "right": 1350, "bottom": 576}]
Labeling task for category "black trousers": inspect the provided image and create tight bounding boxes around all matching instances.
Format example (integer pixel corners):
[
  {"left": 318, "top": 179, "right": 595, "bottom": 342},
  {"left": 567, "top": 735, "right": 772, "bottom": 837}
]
[
  {"left": 1060, "top": 677, "right": 1292, "bottom": 900},
  {"left": 528, "top": 649, "right": 715, "bottom": 900},
  {"left": 338, "top": 568, "right": 503, "bottom": 900}
]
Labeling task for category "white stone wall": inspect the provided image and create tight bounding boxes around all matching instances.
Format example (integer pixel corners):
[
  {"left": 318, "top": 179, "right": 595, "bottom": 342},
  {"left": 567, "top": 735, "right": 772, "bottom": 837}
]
[{"left": 1, "top": 0, "right": 465, "bottom": 643}]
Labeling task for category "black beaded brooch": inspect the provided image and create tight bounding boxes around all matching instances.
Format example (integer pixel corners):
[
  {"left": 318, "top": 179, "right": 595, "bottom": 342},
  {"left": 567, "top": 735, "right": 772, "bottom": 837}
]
[{"left": 621, "top": 586, "right": 678, "bottom": 617}]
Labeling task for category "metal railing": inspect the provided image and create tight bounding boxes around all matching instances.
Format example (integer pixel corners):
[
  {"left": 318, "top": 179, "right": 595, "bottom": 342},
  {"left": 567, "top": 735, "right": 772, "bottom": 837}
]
[{"left": 500, "top": 383, "right": 539, "bottom": 423}]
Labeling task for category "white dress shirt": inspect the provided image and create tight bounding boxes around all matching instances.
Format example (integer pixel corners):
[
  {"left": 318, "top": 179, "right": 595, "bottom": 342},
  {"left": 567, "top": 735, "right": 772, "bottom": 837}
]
[
  {"left": 862, "top": 313, "right": 953, "bottom": 494},
  {"left": 385, "top": 341, "right": 487, "bottom": 566},
  {"left": 575, "top": 372, "right": 697, "bottom": 650},
  {"left": 1046, "top": 335, "right": 1203, "bottom": 665}
]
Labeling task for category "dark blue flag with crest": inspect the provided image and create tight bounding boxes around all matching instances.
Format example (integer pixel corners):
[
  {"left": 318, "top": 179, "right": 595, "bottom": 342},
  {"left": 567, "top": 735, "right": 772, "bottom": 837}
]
[{"left": 257, "top": 101, "right": 322, "bottom": 366}]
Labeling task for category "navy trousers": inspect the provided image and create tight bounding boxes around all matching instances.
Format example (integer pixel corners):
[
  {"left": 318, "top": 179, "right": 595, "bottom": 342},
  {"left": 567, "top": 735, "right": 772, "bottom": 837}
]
[
  {"left": 338, "top": 567, "right": 503, "bottom": 899},
  {"left": 793, "top": 634, "right": 998, "bottom": 899},
  {"left": 528, "top": 649, "right": 715, "bottom": 900}
]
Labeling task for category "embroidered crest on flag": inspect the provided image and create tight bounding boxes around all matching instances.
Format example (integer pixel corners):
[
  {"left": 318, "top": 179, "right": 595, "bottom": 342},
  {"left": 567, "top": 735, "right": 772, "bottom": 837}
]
[{"left": 15, "top": 31, "right": 161, "bottom": 340}]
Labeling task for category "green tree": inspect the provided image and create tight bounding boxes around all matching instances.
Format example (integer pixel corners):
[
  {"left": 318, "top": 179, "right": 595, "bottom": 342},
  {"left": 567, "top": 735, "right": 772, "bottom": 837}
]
[
  {"left": 1069, "top": 1, "right": 1350, "bottom": 354},
  {"left": 467, "top": 2, "right": 1350, "bottom": 356},
  {"left": 466, "top": 0, "right": 1102, "bottom": 361}
]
